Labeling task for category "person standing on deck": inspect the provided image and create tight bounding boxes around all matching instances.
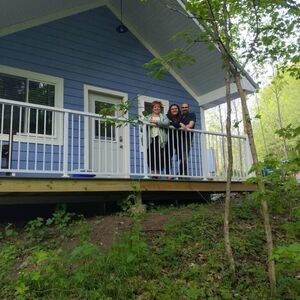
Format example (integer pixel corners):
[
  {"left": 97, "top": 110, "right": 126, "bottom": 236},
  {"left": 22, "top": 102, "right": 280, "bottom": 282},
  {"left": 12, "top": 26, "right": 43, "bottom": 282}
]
[
  {"left": 144, "top": 101, "right": 170, "bottom": 175},
  {"left": 179, "top": 103, "right": 196, "bottom": 176},
  {"left": 165, "top": 104, "right": 182, "bottom": 175}
]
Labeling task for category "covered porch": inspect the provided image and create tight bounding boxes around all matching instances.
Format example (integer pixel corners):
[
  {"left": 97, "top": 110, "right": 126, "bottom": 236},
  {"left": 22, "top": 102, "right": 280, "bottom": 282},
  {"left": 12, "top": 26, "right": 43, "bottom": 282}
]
[
  {"left": 0, "top": 98, "right": 252, "bottom": 181},
  {"left": 0, "top": 0, "right": 255, "bottom": 185}
]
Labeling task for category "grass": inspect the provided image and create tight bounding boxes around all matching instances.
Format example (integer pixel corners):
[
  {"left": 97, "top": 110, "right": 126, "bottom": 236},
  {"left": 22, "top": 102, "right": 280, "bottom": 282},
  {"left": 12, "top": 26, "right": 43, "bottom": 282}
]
[{"left": 0, "top": 197, "right": 299, "bottom": 300}]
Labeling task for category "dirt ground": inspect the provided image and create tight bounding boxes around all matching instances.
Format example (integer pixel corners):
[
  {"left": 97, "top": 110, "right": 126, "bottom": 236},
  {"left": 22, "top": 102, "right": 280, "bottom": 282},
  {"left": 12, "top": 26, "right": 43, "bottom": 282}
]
[{"left": 88, "top": 210, "right": 193, "bottom": 250}]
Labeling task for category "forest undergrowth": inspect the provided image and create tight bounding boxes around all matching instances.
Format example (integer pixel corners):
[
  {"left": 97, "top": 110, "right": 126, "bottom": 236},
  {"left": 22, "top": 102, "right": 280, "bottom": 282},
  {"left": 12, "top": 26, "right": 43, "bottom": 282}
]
[{"left": 0, "top": 194, "right": 299, "bottom": 300}]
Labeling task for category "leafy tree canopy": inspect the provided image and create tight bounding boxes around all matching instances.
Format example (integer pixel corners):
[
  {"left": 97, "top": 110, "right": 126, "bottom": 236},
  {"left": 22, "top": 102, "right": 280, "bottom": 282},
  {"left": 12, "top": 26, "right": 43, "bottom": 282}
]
[
  {"left": 145, "top": 0, "right": 300, "bottom": 79},
  {"left": 254, "top": 69, "right": 300, "bottom": 158}
]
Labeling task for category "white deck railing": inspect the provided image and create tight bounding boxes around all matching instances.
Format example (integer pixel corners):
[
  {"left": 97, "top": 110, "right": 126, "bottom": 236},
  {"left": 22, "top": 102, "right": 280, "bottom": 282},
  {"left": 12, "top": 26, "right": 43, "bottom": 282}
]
[{"left": 0, "top": 98, "right": 252, "bottom": 180}]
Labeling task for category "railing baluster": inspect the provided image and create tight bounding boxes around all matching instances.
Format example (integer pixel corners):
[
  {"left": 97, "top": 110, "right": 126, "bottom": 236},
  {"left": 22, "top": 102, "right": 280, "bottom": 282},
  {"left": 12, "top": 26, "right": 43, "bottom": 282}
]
[
  {"left": 71, "top": 114, "right": 74, "bottom": 171},
  {"left": 97, "top": 118, "right": 100, "bottom": 173},
  {"left": 50, "top": 143, "right": 54, "bottom": 172},
  {"left": 197, "top": 131, "right": 201, "bottom": 177},
  {"left": 110, "top": 123, "right": 113, "bottom": 175},
  {"left": 78, "top": 115, "right": 81, "bottom": 171},
  {"left": 133, "top": 125, "right": 136, "bottom": 174},
  {"left": 17, "top": 106, "right": 22, "bottom": 170},
  {"left": 116, "top": 123, "right": 119, "bottom": 174},
  {"left": 43, "top": 110, "right": 46, "bottom": 171},
  {"left": 190, "top": 131, "right": 194, "bottom": 177},
  {"left": 62, "top": 112, "right": 69, "bottom": 177},
  {"left": 142, "top": 123, "right": 148, "bottom": 178},
  {"left": 8, "top": 105, "right": 14, "bottom": 170},
  {"left": 104, "top": 121, "right": 107, "bottom": 175},
  {"left": 201, "top": 133, "right": 208, "bottom": 179},
  {"left": 34, "top": 109, "right": 38, "bottom": 171}
]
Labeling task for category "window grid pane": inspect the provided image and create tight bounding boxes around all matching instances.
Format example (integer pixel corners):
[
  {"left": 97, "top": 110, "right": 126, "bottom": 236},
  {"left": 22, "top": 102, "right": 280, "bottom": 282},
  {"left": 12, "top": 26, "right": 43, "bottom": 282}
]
[{"left": 0, "top": 73, "right": 57, "bottom": 137}]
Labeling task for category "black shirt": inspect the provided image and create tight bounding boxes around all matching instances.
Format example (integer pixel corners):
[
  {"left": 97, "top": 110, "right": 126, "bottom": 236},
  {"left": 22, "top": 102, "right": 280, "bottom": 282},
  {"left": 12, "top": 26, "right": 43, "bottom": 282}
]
[{"left": 181, "top": 112, "right": 196, "bottom": 128}]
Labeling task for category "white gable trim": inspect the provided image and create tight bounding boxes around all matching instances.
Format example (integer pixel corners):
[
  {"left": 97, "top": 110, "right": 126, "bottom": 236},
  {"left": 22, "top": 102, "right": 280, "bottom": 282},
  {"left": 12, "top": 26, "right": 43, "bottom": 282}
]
[
  {"left": 200, "top": 83, "right": 238, "bottom": 106},
  {"left": 199, "top": 77, "right": 256, "bottom": 106},
  {"left": 0, "top": 0, "right": 107, "bottom": 37}
]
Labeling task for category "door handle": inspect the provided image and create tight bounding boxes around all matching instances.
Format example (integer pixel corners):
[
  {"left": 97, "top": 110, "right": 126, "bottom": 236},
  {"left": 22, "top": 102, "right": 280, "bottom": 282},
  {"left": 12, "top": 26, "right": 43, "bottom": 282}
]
[{"left": 119, "top": 136, "right": 123, "bottom": 142}]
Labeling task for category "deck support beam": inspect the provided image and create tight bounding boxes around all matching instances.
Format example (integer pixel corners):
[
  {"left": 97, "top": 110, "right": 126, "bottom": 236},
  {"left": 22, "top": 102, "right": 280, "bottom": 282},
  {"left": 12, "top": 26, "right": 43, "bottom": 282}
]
[{"left": 0, "top": 178, "right": 256, "bottom": 205}]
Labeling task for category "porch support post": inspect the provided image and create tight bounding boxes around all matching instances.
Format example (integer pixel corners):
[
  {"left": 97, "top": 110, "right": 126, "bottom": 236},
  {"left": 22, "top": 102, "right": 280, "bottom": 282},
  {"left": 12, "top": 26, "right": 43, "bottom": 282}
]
[
  {"left": 200, "top": 107, "right": 208, "bottom": 180},
  {"left": 62, "top": 112, "right": 69, "bottom": 177}
]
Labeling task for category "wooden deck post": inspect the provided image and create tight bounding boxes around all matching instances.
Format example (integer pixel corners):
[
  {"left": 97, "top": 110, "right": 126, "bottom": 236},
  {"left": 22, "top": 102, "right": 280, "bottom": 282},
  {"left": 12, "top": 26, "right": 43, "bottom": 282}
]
[{"left": 133, "top": 191, "right": 146, "bottom": 213}]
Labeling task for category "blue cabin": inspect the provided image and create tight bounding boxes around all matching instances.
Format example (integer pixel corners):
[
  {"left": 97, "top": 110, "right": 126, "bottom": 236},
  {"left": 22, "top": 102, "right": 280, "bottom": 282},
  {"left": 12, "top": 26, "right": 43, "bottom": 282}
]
[{"left": 0, "top": 0, "right": 255, "bottom": 181}]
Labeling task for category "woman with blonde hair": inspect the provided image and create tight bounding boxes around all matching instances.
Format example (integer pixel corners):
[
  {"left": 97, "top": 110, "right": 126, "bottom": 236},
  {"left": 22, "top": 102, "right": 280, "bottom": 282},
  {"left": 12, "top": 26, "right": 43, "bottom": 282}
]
[{"left": 144, "top": 101, "right": 169, "bottom": 175}]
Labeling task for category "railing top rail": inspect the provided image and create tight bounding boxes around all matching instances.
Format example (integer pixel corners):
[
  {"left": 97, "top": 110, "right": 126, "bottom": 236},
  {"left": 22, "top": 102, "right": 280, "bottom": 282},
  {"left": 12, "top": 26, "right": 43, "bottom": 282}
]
[
  {"left": 0, "top": 98, "right": 247, "bottom": 140},
  {"left": 200, "top": 130, "right": 247, "bottom": 139},
  {"left": 143, "top": 121, "right": 246, "bottom": 139},
  {"left": 0, "top": 98, "right": 127, "bottom": 122}
]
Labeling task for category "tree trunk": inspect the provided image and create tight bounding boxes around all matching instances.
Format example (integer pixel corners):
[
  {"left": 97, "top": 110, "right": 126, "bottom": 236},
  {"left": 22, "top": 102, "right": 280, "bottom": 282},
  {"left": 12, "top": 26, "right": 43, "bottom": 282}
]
[
  {"left": 224, "top": 68, "right": 236, "bottom": 284},
  {"left": 235, "top": 73, "right": 277, "bottom": 296},
  {"left": 218, "top": 105, "right": 227, "bottom": 174}
]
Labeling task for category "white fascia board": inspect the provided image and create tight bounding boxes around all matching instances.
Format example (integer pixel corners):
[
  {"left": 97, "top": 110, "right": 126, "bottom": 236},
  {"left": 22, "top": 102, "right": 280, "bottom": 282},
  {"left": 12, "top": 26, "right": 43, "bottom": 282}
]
[
  {"left": 107, "top": 2, "right": 200, "bottom": 103},
  {"left": 0, "top": 0, "right": 107, "bottom": 37},
  {"left": 240, "top": 76, "right": 257, "bottom": 92},
  {"left": 199, "top": 83, "right": 238, "bottom": 106},
  {"left": 199, "top": 77, "right": 256, "bottom": 106}
]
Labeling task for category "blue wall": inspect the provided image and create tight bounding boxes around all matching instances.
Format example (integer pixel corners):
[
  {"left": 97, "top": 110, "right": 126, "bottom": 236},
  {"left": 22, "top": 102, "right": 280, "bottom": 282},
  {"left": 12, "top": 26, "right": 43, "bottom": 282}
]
[
  {"left": 0, "top": 6, "right": 199, "bottom": 116},
  {"left": 0, "top": 6, "right": 202, "bottom": 177}
]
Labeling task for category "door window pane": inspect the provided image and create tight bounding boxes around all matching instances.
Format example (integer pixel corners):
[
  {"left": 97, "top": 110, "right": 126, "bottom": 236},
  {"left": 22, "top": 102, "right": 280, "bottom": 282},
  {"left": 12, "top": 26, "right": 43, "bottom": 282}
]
[{"left": 94, "top": 101, "right": 116, "bottom": 140}]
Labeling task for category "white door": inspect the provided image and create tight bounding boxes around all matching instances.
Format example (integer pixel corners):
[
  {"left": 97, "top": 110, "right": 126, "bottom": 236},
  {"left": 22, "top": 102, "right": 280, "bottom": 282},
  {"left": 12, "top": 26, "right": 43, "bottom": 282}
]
[{"left": 88, "top": 92, "right": 127, "bottom": 176}]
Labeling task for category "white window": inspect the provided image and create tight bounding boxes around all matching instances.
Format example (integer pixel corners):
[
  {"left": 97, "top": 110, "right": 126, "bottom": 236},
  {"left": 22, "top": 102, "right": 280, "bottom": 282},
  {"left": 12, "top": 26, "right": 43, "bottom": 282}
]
[
  {"left": 0, "top": 65, "right": 63, "bottom": 143},
  {"left": 138, "top": 95, "right": 169, "bottom": 117}
]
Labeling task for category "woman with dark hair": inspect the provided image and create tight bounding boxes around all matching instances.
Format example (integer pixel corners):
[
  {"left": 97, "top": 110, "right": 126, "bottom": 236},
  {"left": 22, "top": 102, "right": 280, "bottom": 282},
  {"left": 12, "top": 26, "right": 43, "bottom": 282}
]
[
  {"left": 165, "top": 104, "right": 182, "bottom": 175},
  {"left": 144, "top": 101, "right": 170, "bottom": 175}
]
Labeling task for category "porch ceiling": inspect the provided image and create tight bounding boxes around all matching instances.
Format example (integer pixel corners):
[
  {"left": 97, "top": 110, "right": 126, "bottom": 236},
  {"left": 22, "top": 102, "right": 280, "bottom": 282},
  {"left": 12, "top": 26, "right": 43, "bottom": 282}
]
[
  {"left": 0, "top": 0, "right": 257, "bottom": 108},
  {"left": 0, "top": 0, "right": 107, "bottom": 34}
]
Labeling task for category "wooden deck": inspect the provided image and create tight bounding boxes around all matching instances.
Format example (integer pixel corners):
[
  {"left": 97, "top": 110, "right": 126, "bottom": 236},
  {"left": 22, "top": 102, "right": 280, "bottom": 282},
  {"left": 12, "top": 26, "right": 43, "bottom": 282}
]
[{"left": 0, "top": 177, "right": 256, "bottom": 205}]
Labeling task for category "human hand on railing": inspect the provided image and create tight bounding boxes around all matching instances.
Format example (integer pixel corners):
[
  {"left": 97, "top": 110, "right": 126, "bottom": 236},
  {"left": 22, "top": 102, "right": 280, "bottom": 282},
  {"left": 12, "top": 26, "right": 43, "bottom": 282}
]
[
  {"left": 180, "top": 123, "right": 188, "bottom": 130},
  {"left": 149, "top": 117, "right": 157, "bottom": 124}
]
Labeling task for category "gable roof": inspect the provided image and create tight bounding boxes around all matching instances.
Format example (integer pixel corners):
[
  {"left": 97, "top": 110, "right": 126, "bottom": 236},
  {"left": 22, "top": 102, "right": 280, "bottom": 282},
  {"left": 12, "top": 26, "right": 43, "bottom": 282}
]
[{"left": 0, "top": 0, "right": 257, "bottom": 108}]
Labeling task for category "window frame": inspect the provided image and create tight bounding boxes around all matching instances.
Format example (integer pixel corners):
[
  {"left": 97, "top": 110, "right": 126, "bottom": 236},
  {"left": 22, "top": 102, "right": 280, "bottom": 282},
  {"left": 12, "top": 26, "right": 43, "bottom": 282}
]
[
  {"left": 138, "top": 95, "right": 169, "bottom": 118},
  {"left": 0, "top": 65, "right": 64, "bottom": 144}
]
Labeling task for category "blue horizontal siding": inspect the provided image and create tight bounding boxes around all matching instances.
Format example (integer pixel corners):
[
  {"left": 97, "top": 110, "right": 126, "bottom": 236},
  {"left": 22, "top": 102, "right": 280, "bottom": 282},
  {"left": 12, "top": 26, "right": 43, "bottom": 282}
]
[
  {"left": 0, "top": 6, "right": 198, "bottom": 109},
  {"left": 0, "top": 5, "right": 202, "bottom": 176}
]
